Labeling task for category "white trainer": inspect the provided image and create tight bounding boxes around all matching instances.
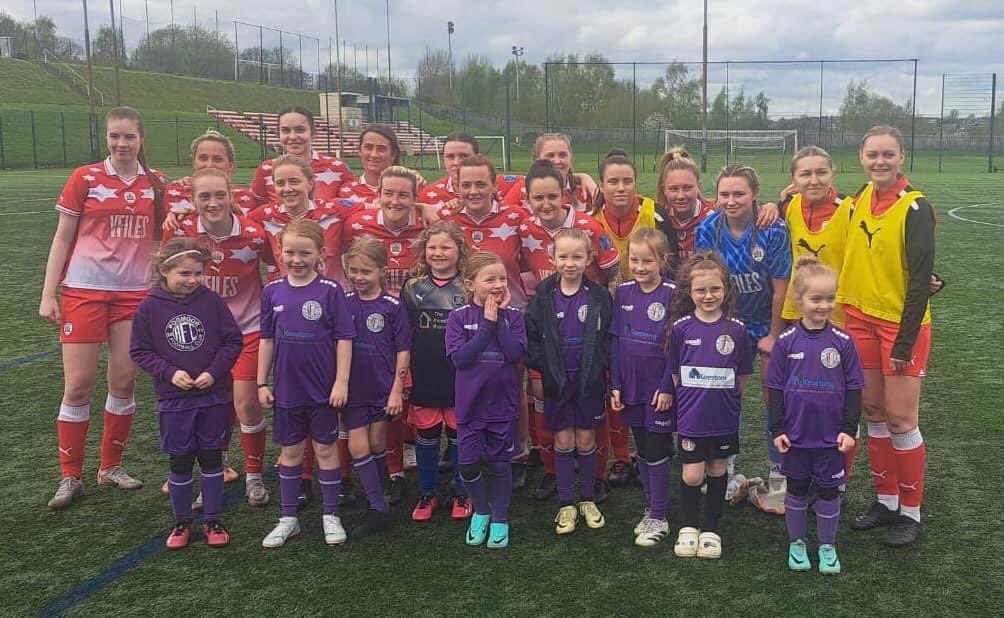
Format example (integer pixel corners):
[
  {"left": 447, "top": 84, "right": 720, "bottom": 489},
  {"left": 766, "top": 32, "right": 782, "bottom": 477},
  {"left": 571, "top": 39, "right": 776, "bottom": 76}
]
[
  {"left": 262, "top": 516, "right": 300, "bottom": 548},
  {"left": 633, "top": 509, "right": 652, "bottom": 535},
  {"left": 322, "top": 514, "right": 347, "bottom": 545},
  {"left": 96, "top": 466, "right": 144, "bottom": 490},
  {"left": 635, "top": 518, "right": 670, "bottom": 548},
  {"left": 48, "top": 477, "right": 84, "bottom": 509}
]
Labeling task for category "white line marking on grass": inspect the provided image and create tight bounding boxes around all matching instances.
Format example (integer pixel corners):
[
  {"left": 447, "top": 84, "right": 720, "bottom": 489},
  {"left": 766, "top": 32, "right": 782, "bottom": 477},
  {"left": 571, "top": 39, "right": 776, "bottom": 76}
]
[
  {"left": 0, "top": 210, "right": 50, "bottom": 216},
  {"left": 947, "top": 203, "right": 1004, "bottom": 228}
]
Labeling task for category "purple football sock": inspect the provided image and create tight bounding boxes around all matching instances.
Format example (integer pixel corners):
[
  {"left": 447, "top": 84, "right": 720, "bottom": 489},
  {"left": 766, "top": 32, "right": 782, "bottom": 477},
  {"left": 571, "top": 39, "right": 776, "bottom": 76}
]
[
  {"left": 200, "top": 465, "right": 225, "bottom": 519},
  {"left": 554, "top": 447, "right": 576, "bottom": 505},
  {"left": 637, "top": 457, "right": 651, "bottom": 504},
  {"left": 461, "top": 465, "right": 489, "bottom": 515},
  {"left": 815, "top": 497, "right": 841, "bottom": 545},
  {"left": 648, "top": 456, "right": 670, "bottom": 521},
  {"left": 487, "top": 460, "right": 512, "bottom": 523},
  {"left": 317, "top": 467, "right": 342, "bottom": 516},
  {"left": 278, "top": 464, "right": 302, "bottom": 518},
  {"left": 168, "top": 471, "right": 194, "bottom": 522},
  {"left": 785, "top": 493, "right": 809, "bottom": 541},
  {"left": 577, "top": 446, "right": 598, "bottom": 501},
  {"left": 372, "top": 450, "right": 388, "bottom": 480},
  {"left": 354, "top": 456, "right": 389, "bottom": 513}
]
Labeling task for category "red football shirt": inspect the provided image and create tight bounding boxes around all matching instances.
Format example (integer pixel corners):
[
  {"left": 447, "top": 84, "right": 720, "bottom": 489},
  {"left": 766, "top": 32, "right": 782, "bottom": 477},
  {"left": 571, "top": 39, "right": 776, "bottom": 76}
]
[
  {"left": 248, "top": 199, "right": 354, "bottom": 285},
  {"left": 519, "top": 207, "right": 620, "bottom": 297},
  {"left": 342, "top": 209, "right": 424, "bottom": 297},
  {"left": 251, "top": 151, "right": 353, "bottom": 205},
  {"left": 164, "top": 180, "right": 258, "bottom": 216}
]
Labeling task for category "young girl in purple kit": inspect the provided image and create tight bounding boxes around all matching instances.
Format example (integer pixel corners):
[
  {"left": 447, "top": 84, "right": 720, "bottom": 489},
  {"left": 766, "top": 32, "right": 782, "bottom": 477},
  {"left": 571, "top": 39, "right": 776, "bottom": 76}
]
[
  {"left": 609, "top": 228, "right": 677, "bottom": 548},
  {"left": 257, "top": 219, "right": 356, "bottom": 549},
  {"left": 130, "top": 237, "right": 243, "bottom": 550},
  {"left": 766, "top": 256, "right": 863, "bottom": 574},
  {"left": 525, "top": 228, "right": 613, "bottom": 537},
  {"left": 665, "top": 252, "right": 753, "bottom": 560},
  {"left": 446, "top": 251, "right": 527, "bottom": 549},
  {"left": 343, "top": 236, "right": 411, "bottom": 536}
]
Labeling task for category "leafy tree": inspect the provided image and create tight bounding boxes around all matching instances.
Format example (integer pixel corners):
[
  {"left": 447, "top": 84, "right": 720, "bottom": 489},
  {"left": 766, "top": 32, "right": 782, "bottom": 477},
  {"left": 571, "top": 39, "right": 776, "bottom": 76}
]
[{"left": 91, "top": 25, "right": 126, "bottom": 67}]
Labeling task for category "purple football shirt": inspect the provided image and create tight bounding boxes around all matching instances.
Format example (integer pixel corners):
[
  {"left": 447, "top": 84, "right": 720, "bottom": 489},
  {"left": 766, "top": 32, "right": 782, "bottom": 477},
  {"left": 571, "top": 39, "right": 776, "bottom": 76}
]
[
  {"left": 610, "top": 279, "right": 676, "bottom": 405},
  {"left": 445, "top": 304, "right": 527, "bottom": 424},
  {"left": 345, "top": 292, "right": 412, "bottom": 407},
  {"left": 553, "top": 284, "right": 589, "bottom": 375},
  {"left": 764, "top": 322, "right": 865, "bottom": 448},
  {"left": 260, "top": 276, "right": 356, "bottom": 408},
  {"left": 665, "top": 314, "right": 753, "bottom": 437}
]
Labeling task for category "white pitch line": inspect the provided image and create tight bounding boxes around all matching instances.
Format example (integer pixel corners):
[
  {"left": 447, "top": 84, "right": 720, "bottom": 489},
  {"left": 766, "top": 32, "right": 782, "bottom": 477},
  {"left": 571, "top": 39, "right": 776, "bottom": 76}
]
[
  {"left": 947, "top": 203, "right": 1004, "bottom": 228},
  {"left": 0, "top": 209, "right": 51, "bottom": 216}
]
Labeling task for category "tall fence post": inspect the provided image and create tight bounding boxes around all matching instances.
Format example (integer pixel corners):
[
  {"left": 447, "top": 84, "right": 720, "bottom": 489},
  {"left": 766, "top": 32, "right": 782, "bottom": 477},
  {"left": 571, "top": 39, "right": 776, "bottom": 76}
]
[
  {"left": 0, "top": 111, "right": 5, "bottom": 169},
  {"left": 909, "top": 59, "right": 917, "bottom": 172},
  {"left": 505, "top": 77, "right": 512, "bottom": 172},
  {"left": 632, "top": 62, "right": 637, "bottom": 161},
  {"left": 818, "top": 61, "right": 825, "bottom": 148},
  {"left": 30, "top": 110, "right": 38, "bottom": 169},
  {"left": 258, "top": 113, "right": 266, "bottom": 160},
  {"left": 175, "top": 113, "right": 181, "bottom": 165},
  {"left": 938, "top": 74, "right": 945, "bottom": 173},
  {"left": 544, "top": 63, "right": 550, "bottom": 132},
  {"left": 989, "top": 73, "right": 997, "bottom": 174},
  {"left": 61, "top": 111, "right": 68, "bottom": 167}
]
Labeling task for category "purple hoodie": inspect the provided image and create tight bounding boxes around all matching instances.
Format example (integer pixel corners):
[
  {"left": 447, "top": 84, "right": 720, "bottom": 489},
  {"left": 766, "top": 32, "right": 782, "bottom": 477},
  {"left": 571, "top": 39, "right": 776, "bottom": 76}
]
[{"left": 130, "top": 284, "right": 243, "bottom": 411}]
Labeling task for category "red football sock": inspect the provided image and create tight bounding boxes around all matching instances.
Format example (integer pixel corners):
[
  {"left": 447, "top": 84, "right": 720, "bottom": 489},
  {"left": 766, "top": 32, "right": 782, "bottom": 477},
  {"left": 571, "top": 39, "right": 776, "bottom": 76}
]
[
  {"left": 531, "top": 399, "right": 554, "bottom": 475},
  {"left": 56, "top": 403, "right": 90, "bottom": 478},
  {"left": 337, "top": 435, "right": 353, "bottom": 481},
  {"left": 891, "top": 427, "right": 926, "bottom": 517},
  {"left": 594, "top": 418, "right": 610, "bottom": 481},
  {"left": 608, "top": 406, "right": 631, "bottom": 462},
  {"left": 386, "top": 416, "right": 405, "bottom": 476},
  {"left": 239, "top": 419, "right": 267, "bottom": 475},
  {"left": 866, "top": 422, "right": 898, "bottom": 504},
  {"left": 100, "top": 396, "right": 136, "bottom": 471}
]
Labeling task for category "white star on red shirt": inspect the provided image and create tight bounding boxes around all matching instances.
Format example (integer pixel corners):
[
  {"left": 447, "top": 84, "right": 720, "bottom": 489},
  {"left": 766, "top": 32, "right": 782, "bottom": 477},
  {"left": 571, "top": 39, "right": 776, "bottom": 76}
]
[
  {"left": 490, "top": 222, "right": 518, "bottom": 240},
  {"left": 87, "top": 184, "right": 117, "bottom": 202},
  {"left": 230, "top": 246, "right": 258, "bottom": 264},
  {"left": 523, "top": 234, "right": 545, "bottom": 253},
  {"left": 315, "top": 169, "right": 343, "bottom": 185}
]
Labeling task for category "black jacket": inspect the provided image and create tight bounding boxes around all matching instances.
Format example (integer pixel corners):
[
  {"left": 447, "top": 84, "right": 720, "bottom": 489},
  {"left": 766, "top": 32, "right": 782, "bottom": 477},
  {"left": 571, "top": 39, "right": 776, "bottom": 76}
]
[{"left": 525, "top": 275, "right": 612, "bottom": 401}]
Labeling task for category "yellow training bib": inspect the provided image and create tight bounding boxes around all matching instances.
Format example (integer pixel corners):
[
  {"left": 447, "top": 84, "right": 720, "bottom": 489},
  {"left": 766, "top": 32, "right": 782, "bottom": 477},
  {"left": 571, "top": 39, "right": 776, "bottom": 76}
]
[{"left": 595, "top": 197, "right": 656, "bottom": 281}]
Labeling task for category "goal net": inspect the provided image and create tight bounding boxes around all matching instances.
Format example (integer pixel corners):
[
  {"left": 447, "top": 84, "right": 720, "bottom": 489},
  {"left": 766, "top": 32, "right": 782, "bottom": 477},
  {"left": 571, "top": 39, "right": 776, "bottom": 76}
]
[
  {"left": 433, "top": 135, "right": 508, "bottom": 171},
  {"left": 664, "top": 129, "right": 798, "bottom": 158}
]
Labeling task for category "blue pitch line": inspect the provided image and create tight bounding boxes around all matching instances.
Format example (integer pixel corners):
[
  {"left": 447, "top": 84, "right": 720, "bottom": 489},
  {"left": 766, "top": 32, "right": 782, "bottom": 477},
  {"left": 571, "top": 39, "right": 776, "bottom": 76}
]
[
  {"left": 35, "top": 472, "right": 262, "bottom": 617},
  {"left": 0, "top": 348, "right": 59, "bottom": 372}
]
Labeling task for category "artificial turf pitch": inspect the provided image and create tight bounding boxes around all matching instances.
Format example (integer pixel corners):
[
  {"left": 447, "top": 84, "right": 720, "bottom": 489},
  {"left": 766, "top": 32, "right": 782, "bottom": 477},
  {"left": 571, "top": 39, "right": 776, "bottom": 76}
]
[{"left": 0, "top": 166, "right": 1001, "bottom": 617}]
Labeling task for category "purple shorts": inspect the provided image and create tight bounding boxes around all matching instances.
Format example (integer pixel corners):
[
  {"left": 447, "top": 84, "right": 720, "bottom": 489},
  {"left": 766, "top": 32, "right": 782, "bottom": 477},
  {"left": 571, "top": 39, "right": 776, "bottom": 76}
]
[
  {"left": 457, "top": 418, "right": 518, "bottom": 465},
  {"left": 158, "top": 404, "right": 231, "bottom": 455},
  {"left": 620, "top": 403, "right": 676, "bottom": 434},
  {"left": 341, "top": 404, "right": 388, "bottom": 431},
  {"left": 273, "top": 404, "right": 340, "bottom": 446},
  {"left": 781, "top": 446, "right": 845, "bottom": 488},
  {"left": 545, "top": 387, "right": 605, "bottom": 431}
]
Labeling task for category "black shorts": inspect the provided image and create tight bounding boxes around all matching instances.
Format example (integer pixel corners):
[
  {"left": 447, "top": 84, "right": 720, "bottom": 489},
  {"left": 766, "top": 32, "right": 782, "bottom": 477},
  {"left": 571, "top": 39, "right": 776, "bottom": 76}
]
[{"left": 676, "top": 433, "right": 739, "bottom": 464}]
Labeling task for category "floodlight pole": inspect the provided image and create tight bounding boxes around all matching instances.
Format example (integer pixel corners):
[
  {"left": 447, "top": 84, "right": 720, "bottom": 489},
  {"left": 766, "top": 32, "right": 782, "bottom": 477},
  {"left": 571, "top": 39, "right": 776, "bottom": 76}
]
[
  {"left": 385, "top": 0, "right": 392, "bottom": 86},
  {"left": 109, "top": 0, "right": 122, "bottom": 105},
  {"left": 82, "top": 0, "right": 98, "bottom": 160},
  {"left": 447, "top": 21, "right": 455, "bottom": 92},
  {"left": 333, "top": 0, "right": 344, "bottom": 157},
  {"left": 701, "top": 0, "right": 708, "bottom": 173},
  {"left": 512, "top": 46, "right": 524, "bottom": 102}
]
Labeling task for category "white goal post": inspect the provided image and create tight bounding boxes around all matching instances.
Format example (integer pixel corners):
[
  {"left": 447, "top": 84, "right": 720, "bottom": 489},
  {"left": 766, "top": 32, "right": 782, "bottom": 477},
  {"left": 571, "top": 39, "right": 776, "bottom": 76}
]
[
  {"left": 664, "top": 129, "right": 799, "bottom": 157},
  {"left": 433, "top": 135, "right": 508, "bottom": 171}
]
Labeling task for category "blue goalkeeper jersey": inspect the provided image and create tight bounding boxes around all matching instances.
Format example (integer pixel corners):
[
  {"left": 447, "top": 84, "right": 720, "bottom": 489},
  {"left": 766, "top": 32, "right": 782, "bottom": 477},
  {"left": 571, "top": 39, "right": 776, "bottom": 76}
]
[{"left": 695, "top": 209, "right": 791, "bottom": 339}]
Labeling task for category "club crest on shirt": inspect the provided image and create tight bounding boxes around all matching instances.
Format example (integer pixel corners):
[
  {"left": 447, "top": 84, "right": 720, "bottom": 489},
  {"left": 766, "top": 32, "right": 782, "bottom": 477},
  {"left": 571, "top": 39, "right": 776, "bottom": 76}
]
[
  {"left": 646, "top": 302, "right": 666, "bottom": 322},
  {"left": 123, "top": 191, "right": 137, "bottom": 205},
  {"left": 366, "top": 312, "right": 385, "bottom": 333},
  {"left": 820, "top": 347, "right": 841, "bottom": 368},
  {"left": 389, "top": 242, "right": 402, "bottom": 256},
  {"left": 577, "top": 304, "right": 588, "bottom": 323},
  {"left": 677, "top": 230, "right": 687, "bottom": 240},
  {"left": 715, "top": 334, "right": 735, "bottom": 355},
  {"left": 751, "top": 244, "right": 765, "bottom": 262},
  {"left": 165, "top": 315, "right": 205, "bottom": 352},
  {"left": 212, "top": 250, "right": 225, "bottom": 264},
  {"left": 681, "top": 438, "right": 696, "bottom": 452},
  {"left": 302, "top": 300, "right": 323, "bottom": 321},
  {"left": 63, "top": 322, "right": 73, "bottom": 336},
  {"left": 471, "top": 230, "right": 484, "bottom": 244}
]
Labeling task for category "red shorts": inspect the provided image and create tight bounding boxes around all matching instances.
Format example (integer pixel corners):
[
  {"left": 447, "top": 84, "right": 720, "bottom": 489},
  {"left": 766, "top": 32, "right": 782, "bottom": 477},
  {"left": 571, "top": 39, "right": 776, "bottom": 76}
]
[
  {"left": 60, "top": 287, "right": 146, "bottom": 343},
  {"left": 527, "top": 368, "right": 542, "bottom": 381},
  {"left": 844, "top": 307, "right": 931, "bottom": 377},
  {"left": 408, "top": 405, "right": 457, "bottom": 431},
  {"left": 231, "top": 331, "right": 260, "bottom": 381}
]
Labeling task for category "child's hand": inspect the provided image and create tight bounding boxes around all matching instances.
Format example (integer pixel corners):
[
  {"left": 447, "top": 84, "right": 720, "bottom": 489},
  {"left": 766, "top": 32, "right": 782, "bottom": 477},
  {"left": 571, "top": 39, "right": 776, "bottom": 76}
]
[
  {"left": 773, "top": 434, "right": 791, "bottom": 454},
  {"left": 652, "top": 390, "right": 673, "bottom": 413},
  {"left": 836, "top": 432, "right": 856, "bottom": 453},
  {"left": 755, "top": 202, "right": 780, "bottom": 228},
  {"left": 610, "top": 390, "right": 624, "bottom": 411},
  {"left": 386, "top": 389, "right": 404, "bottom": 416},
  {"left": 258, "top": 385, "right": 274, "bottom": 408},
  {"left": 498, "top": 287, "right": 512, "bottom": 309},
  {"left": 757, "top": 334, "right": 776, "bottom": 357},
  {"left": 484, "top": 294, "right": 499, "bottom": 322},
  {"left": 193, "top": 372, "right": 214, "bottom": 389},
  {"left": 162, "top": 211, "right": 181, "bottom": 232},
  {"left": 330, "top": 381, "right": 348, "bottom": 408},
  {"left": 172, "top": 370, "right": 195, "bottom": 390}
]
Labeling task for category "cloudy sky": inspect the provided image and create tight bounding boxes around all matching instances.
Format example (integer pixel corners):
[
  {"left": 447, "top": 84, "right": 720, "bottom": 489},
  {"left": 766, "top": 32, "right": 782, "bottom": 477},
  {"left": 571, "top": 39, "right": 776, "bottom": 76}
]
[{"left": 6, "top": 0, "right": 1004, "bottom": 115}]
